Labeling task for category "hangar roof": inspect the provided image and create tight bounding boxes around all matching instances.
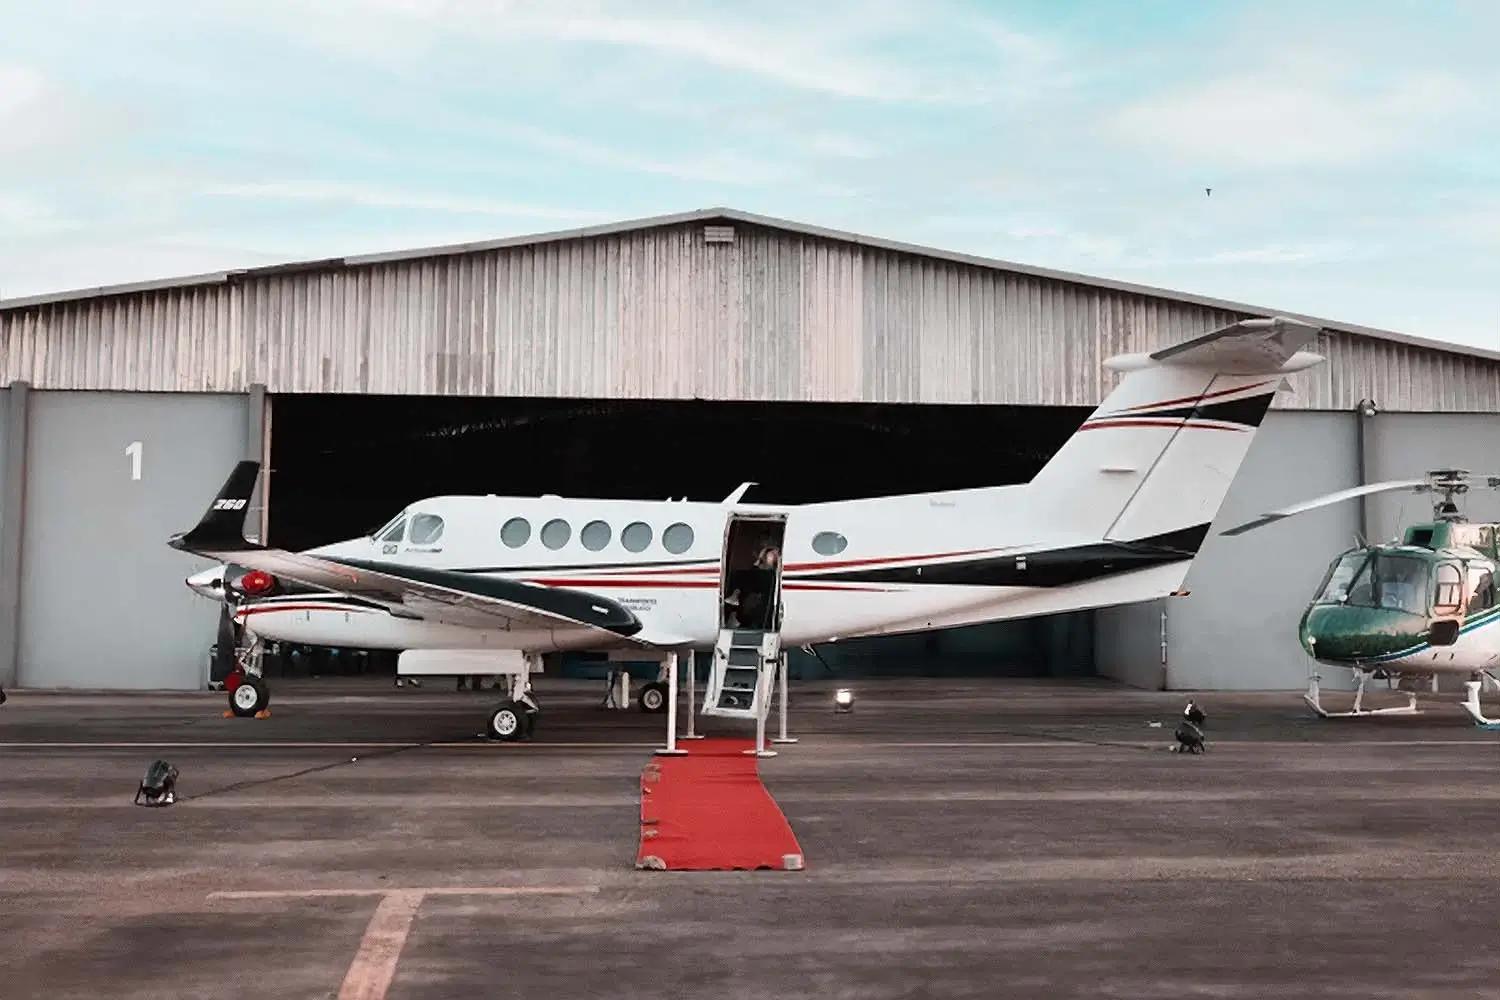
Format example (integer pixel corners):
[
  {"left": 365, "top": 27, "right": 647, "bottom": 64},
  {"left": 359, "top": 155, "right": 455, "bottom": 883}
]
[{"left": 2, "top": 206, "right": 1496, "bottom": 364}]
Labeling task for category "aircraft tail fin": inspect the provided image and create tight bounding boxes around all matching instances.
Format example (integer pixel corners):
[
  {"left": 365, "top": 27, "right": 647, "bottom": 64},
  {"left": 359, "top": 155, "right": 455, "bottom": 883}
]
[
  {"left": 169, "top": 460, "right": 262, "bottom": 554},
  {"left": 1026, "top": 317, "right": 1323, "bottom": 551}
]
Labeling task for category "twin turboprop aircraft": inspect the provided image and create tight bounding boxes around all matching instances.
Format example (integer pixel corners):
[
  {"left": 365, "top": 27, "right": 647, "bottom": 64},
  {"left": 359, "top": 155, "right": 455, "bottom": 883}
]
[
  {"left": 1225, "top": 470, "right": 1500, "bottom": 727},
  {"left": 171, "top": 317, "right": 1324, "bottom": 740}
]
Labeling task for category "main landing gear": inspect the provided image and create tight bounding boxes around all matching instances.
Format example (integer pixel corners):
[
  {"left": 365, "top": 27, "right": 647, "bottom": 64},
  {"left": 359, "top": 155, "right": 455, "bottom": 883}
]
[
  {"left": 485, "top": 653, "right": 542, "bottom": 742},
  {"left": 224, "top": 637, "right": 271, "bottom": 718}
]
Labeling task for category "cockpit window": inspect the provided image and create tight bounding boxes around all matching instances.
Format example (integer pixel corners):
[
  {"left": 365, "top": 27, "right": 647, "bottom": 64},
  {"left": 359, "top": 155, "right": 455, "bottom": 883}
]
[
  {"left": 376, "top": 515, "right": 407, "bottom": 543},
  {"left": 409, "top": 514, "right": 445, "bottom": 545},
  {"left": 1315, "top": 551, "right": 1428, "bottom": 615}
]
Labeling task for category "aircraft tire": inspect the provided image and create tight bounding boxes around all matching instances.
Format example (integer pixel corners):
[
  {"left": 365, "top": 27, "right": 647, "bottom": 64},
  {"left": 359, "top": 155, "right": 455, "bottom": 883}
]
[
  {"left": 638, "top": 681, "right": 668, "bottom": 714},
  {"left": 486, "top": 700, "right": 528, "bottom": 741},
  {"left": 229, "top": 677, "right": 269, "bottom": 718}
]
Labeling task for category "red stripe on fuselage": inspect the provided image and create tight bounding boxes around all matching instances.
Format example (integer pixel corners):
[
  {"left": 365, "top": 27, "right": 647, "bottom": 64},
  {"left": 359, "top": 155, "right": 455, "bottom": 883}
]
[{"left": 1113, "top": 379, "right": 1275, "bottom": 414}]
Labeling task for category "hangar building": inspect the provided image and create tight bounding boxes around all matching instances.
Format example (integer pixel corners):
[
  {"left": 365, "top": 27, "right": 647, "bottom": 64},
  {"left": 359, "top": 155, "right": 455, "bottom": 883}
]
[{"left": 2, "top": 207, "right": 1498, "bottom": 691}]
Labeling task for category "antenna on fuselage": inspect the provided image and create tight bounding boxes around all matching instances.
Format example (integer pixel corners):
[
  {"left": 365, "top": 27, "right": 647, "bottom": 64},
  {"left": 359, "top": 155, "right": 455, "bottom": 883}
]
[{"left": 722, "top": 482, "right": 757, "bottom": 504}]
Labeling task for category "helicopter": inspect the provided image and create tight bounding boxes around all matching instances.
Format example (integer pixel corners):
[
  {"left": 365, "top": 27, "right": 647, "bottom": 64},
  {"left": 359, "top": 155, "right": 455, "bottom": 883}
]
[{"left": 1223, "top": 470, "right": 1500, "bottom": 727}]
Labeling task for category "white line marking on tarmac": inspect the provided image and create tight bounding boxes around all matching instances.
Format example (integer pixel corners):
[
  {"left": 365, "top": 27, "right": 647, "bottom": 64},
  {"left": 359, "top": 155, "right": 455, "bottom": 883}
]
[
  {"left": 209, "top": 887, "right": 594, "bottom": 1000},
  {"left": 337, "top": 890, "right": 423, "bottom": 1000},
  {"left": 210, "top": 886, "right": 592, "bottom": 900}
]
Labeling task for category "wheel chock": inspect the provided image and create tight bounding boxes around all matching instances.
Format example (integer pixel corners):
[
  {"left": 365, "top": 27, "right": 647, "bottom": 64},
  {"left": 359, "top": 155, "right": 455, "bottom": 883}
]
[
  {"left": 254, "top": 709, "right": 272, "bottom": 719},
  {"left": 221, "top": 710, "right": 234, "bottom": 718}
]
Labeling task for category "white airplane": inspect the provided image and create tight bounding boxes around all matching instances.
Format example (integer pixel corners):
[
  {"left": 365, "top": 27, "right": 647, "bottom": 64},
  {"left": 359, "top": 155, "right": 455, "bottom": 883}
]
[
  {"left": 1223, "top": 470, "right": 1500, "bottom": 726},
  {"left": 172, "top": 317, "right": 1324, "bottom": 740}
]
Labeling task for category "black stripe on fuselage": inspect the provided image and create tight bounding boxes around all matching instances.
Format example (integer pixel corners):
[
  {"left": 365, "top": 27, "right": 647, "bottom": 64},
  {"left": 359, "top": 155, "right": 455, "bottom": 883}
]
[
  {"left": 1095, "top": 393, "right": 1275, "bottom": 428},
  {"left": 454, "top": 557, "right": 715, "bottom": 574},
  {"left": 796, "top": 524, "right": 1210, "bottom": 587}
]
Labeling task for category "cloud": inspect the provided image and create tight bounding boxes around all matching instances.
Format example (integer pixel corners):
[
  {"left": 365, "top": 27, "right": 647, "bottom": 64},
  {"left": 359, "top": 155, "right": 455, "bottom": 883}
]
[
  {"left": 239, "top": 0, "right": 1063, "bottom": 106},
  {"left": 0, "top": 193, "right": 78, "bottom": 235},
  {"left": 0, "top": 63, "right": 114, "bottom": 158},
  {"left": 202, "top": 180, "right": 609, "bottom": 222},
  {"left": 1110, "top": 59, "right": 1475, "bottom": 168},
  {"left": 501, "top": 124, "right": 789, "bottom": 185},
  {"left": 807, "top": 132, "right": 880, "bottom": 160},
  {"left": 1201, "top": 241, "right": 1372, "bottom": 265}
]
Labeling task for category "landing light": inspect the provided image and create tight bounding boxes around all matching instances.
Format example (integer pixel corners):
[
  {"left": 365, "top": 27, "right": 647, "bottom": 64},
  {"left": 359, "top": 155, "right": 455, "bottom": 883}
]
[{"left": 834, "top": 688, "right": 854, "bottom": 713}]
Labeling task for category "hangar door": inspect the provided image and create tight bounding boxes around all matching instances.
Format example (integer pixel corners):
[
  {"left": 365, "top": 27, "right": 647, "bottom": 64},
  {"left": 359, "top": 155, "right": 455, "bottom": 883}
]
[{"left": 18, "top": 392, "right": 248, "bottom": 689}]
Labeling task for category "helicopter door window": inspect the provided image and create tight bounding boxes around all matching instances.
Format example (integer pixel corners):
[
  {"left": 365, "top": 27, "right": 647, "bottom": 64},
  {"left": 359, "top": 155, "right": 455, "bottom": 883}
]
[
  {"left": 1433, "top": 563, "right": 1464, "bottom": 616},
  {"left": 1467, "top": 568, "right": 1495, "bottom": 614},
  {"left": 1373, "top": 554, "right": 1428, "bottom": 615}
]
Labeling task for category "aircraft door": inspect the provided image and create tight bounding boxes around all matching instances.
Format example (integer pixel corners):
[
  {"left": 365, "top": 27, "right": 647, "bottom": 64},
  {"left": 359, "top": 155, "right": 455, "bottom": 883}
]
[
  {"left": 720, "top": 514, "right": 787, "bottom": 632},
  {"left": 1431, "top": 561, "right": 1465, "bottom": 646},
  {"left": 703, "top": 514, "right": 788, "bottom": 720}
]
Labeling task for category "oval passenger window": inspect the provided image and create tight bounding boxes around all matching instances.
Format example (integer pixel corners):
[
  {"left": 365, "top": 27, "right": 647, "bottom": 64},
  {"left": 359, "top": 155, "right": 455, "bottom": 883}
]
[
  {"left": 581, "top": 520, "right": 612, "bottom": 551},
  {"left": 540, "top": 519, "right": 572, "bottom": 550},
  {"left": 621, "top": 522, "right": 653, "bottom": 553},
  {"left": 500, "top": 517, "right": 531, "bottom": 548},
  {"left": 662, "top": 523, "right": 694, "bottom": 554},
  {"left": 812, "top": 531, "right": 848, "bottom": 556}
]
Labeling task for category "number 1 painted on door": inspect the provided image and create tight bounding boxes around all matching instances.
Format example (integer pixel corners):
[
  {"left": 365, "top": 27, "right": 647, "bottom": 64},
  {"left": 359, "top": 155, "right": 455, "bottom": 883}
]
[{"left": 125, "top": 441, "right": 143, "bottom": 481}]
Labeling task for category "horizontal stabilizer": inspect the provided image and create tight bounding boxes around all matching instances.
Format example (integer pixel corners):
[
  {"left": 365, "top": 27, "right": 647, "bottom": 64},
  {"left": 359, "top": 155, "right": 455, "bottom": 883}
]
[
  {"left": 1104, "top": 316, "right": 1323, "bottom": 375},
  {"left": 1150, "top": 316, "right": 1321, "bottom": 371}
]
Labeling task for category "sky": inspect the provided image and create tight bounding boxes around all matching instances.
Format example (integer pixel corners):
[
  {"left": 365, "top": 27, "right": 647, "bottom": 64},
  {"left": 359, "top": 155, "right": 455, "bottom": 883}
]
[{"left": 1, "top": 0, "right": 1497, "bottom": 352}]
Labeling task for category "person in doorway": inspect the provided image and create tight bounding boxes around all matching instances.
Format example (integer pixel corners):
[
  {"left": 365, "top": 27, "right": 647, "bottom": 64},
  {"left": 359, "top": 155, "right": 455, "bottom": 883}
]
[{"left": 726, "top": 543, "right": 780, "bottom": 631}]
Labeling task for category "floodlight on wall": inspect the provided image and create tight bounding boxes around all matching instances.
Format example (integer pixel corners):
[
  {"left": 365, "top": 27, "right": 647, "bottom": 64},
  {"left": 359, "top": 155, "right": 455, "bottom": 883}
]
[
  {"left": 834, "top": 688, "right": 854, "bottom": 713},
  {"left": 1356, "top": 398, "right": 1378, "bottom": 418}
]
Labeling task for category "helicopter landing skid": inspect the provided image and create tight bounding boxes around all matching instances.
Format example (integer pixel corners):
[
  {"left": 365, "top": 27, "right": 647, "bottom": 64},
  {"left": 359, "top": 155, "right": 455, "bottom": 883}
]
[
  {"left": 1460, "top": 678, "right": 1500, "bottom": 729},
  {"left": 1304, "top": 671, "right": 1419, "bottom": 719}
]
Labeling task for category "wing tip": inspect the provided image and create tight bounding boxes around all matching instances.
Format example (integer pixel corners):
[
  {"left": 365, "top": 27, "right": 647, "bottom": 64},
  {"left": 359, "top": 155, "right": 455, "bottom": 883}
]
[{"left": 172, "top": 461, "right": 262, "bottom": 554}]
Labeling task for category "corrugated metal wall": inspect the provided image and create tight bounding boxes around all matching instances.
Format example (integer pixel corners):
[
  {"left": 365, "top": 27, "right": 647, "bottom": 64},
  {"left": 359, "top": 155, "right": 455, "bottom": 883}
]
[{"left": 4, "top": 222, "right": 1497, "bottom": 411}]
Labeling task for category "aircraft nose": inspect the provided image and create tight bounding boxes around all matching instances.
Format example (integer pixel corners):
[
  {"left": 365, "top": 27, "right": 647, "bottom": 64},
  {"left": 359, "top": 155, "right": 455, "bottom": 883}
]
[
  {"left": 1301, "top": 605, "right": 1424, "bottom": 662},
  {"left": 186, "top": 564, "right": 228, "bottom": 599}
]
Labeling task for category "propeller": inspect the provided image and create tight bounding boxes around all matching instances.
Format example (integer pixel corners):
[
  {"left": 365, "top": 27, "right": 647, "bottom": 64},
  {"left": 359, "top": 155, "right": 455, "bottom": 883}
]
[{"left": 1222, "top": 470, "right": 1500, "bottom": 537}]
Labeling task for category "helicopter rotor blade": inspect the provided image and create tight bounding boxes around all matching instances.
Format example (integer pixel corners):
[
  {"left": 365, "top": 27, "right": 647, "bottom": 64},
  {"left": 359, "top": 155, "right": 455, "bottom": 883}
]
[{"left": 1220, "top": 479, "right": 1430, "bottom": 537}]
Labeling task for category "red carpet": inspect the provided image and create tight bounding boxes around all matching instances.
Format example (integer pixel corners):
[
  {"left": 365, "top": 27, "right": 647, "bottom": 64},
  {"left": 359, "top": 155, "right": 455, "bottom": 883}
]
[{"left": 636, "top": 738, "right": 805, "bottom": 872}]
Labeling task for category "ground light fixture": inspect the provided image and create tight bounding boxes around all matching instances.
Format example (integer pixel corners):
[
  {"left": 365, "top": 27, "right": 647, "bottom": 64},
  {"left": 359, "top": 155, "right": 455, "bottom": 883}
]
[
  {"left": 834, "top": 688, "right": 855, "bottom": 713},
  {"left": 135, "top": 759, "right": 179, "bottom": 806}
]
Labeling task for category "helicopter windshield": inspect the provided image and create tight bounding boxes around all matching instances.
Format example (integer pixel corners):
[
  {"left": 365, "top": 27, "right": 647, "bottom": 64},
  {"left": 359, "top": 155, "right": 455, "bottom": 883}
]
[{"left": 1315, "top": 550, "right": 1429, "bottom": 615}]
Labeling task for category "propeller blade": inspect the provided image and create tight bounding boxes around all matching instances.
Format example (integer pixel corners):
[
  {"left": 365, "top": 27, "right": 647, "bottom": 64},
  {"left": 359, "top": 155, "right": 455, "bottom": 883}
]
[
  {"left": 1221, "top": 479, "right": 1429, "bottom": 537},
  {"left": 214, "top": 601, "right": 239, "bottom": 678}
]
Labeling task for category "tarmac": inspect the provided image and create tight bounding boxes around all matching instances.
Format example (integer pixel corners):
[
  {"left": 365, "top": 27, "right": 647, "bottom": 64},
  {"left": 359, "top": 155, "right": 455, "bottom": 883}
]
[{"left": 4, "top": 675, "right": 1500, "bottom": 999}]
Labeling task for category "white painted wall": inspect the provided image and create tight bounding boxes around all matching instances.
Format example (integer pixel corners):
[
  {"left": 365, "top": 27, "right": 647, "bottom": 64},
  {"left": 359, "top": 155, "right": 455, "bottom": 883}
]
[{"left": 1165, "top": 411, "right": 1361, "bottom": 690}]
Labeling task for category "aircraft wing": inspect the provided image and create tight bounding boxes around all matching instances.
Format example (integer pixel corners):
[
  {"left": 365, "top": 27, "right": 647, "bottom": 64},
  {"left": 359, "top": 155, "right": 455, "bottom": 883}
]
[
  {"left": 169, "top": 462, "right": 643, "bottom": 639},
  {"left": 1220, "top": 479, "right": 1429, "bottom": 537}
]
